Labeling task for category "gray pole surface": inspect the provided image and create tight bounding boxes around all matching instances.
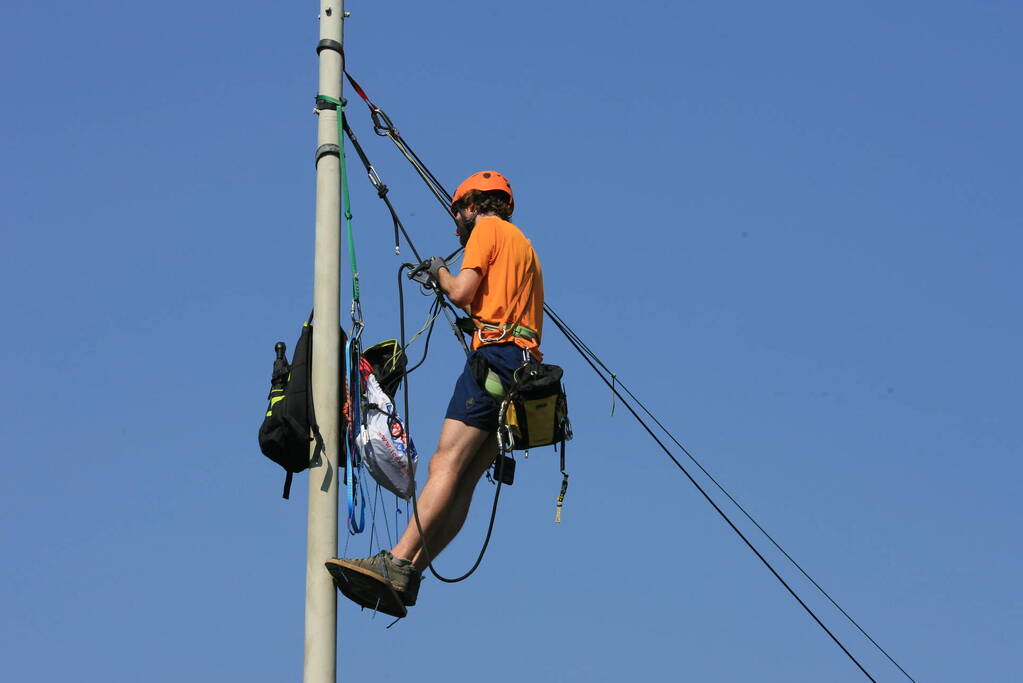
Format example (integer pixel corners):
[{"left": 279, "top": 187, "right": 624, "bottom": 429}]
[{"left": 306, "top": 2, "right": 344, "bottom": 682}]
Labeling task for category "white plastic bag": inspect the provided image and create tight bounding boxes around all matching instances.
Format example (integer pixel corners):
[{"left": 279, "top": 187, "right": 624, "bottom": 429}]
[{"left": 356, "top": 373, "right": 417, "bottom": 499}]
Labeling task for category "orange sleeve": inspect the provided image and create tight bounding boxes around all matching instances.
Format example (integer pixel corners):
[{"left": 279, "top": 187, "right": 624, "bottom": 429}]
[{"left": 460, "top": 220, "right": 497, "bottom": 276}]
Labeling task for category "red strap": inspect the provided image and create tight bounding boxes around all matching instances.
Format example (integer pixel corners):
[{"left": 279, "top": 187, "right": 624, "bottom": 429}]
[
  {"left": 337, "top": 47, "right": 376, "bottom": 109},
  {"left": 345, "top": 71, "right": 376, "bottom": 111}
]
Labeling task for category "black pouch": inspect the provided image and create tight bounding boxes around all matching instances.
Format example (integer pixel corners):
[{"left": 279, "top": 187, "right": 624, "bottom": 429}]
[{"left": 502, "top": 363, "right": 570, "bottom": 449}]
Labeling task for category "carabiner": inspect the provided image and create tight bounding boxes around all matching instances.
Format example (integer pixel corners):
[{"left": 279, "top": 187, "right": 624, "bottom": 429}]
[
  {"left": 476, "top": 326, "right": 510, "bottom": 345},
  {"left": 371, "top": 107, "right": 398, "bottom": 137},
  {"left": 350, "top": 301, "right": 365, "bottom": 342}
]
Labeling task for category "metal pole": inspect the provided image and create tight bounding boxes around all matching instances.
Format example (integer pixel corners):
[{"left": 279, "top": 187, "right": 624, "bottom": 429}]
[{"left": 306, "top": 2, "right": 344, "bottom": 682}]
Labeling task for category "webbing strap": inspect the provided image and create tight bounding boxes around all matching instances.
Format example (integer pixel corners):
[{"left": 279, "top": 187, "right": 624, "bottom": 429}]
[
  {"left": 316, "top": 94, "right": 361, "bottom": 311},
  {"left": 319, "top": 92, "right": 368, "bottom": 534},
  {"left": 340, "top": 112, "right": 360, "bottom": 311}
]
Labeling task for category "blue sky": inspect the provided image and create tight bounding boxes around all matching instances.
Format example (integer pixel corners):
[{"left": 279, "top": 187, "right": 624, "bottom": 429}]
[{"left": 1, "top": 1, "right": 1020, "bottom": 681}]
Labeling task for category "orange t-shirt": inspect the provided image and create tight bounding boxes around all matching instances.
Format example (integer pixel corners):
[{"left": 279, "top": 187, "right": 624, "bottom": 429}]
[{"left": 460, "top": 216, "right": 544, "bottom": 359}]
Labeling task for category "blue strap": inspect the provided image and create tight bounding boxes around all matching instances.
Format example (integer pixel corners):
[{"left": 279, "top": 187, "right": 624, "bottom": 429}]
[{"left": 345, "top": 335, "right": 366, "bottom": 534}]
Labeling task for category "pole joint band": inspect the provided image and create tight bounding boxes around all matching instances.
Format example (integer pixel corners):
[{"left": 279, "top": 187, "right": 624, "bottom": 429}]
[
  {"left": 316, "top": 143, "right": 340, "bottom": 165},
  {"left": 316, "top": 39, "right": 343, "bottom": 55}
]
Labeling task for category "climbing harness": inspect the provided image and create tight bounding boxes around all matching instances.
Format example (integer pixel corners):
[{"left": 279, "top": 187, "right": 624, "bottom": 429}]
[{"left": 474, "top": 321, "right": 538, "bottom": 346}]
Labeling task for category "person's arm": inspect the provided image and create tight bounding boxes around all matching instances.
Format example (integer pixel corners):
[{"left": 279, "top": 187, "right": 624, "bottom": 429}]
[
  {"left": 429, "top": 217, "right": 493, "bottom": 308},
  {"left": 437, "top": 266, "right": 481, "bottom": 308}
]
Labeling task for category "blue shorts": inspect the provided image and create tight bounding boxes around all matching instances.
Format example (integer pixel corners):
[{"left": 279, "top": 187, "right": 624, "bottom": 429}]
[{"left": 445, "top": 343, "right": 530, "bottom": 431}]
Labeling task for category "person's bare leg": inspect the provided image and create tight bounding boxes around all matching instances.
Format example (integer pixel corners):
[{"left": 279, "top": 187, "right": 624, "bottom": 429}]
[
  {"left": 391, "top": 419, "right": 493, "bottom": 567},
  {"left": 408, "top": 433, "right": 498, "bottom": 570}
]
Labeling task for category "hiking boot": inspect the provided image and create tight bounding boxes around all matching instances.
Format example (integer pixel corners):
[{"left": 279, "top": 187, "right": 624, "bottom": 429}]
[
  {"left": 325, "top": 559, "right": 405, "bottom": 618},
  {"left": 400, "top": 566, "right": 421, "bottom": 607},
  {"left": 325, "top": 550, "right": 421, "bottom": 614}
]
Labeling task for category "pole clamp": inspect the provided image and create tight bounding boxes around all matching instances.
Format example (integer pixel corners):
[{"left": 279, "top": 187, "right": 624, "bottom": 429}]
[{"left": 315, "top": 94, "right": 346, "bottom": 111}]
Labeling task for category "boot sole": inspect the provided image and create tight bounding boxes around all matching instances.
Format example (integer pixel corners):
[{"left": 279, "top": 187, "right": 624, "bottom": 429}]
[{"left": 324, "top": 559, "right": 408, "bottom": 619}]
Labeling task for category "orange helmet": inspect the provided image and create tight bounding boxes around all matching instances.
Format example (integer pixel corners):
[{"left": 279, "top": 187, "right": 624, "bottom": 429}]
[{"left": 451, "top": 171, "right": 514, "bottom": 209}]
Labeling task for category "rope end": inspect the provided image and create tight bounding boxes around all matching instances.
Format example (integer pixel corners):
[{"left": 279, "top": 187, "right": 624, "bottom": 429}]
[{"left": 554, "top": 473, "right": 568, "bottom": 523}]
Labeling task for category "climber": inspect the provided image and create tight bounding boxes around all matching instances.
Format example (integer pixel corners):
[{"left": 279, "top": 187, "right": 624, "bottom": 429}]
[{"left": 326, "top": 171, "right": 544, "bottom": 613}]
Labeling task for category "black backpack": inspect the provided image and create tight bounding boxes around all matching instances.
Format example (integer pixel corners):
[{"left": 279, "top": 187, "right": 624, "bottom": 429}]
[{"left": 258, "top": 316, "right": 320, "bottom": 499}]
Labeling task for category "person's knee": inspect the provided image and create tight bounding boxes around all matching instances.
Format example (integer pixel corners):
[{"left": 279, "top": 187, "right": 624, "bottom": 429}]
[
  {"left": 427, "top": 447, "right": 468, "bottom": 480},
  {"left": 425, "top": 419, "right": 493, "bottom": 482}
]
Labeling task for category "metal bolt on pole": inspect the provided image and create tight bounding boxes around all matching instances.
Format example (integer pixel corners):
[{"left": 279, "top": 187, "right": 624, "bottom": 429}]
[{"left": 306, "top": 2, "right": 344, "bottom": 682}]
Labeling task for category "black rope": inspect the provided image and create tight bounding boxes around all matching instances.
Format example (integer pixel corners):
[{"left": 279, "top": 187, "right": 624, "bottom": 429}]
[
  {"left": 547, "top": 304, "right": 917, "bottom": 680},
  {"left": 544, "top": 306, "right": 878, "bottom": 682},
  {"left": 548, "top": 306, "right": 916, "bottom": 678},
  {"left": 341, "top": 65, "right": 463, "bottom": 265},
  {"left": 343, "top": 70, "right": 454, "bottom": 214},
  {"left": 394, "top": 262, "right": 503, "bottom": 583},
  {"left": 342, "top": 119, "right": 423, "bottom": 262},
  {"left": 393, "top": 268, "right": 442, "bottom": 379}
]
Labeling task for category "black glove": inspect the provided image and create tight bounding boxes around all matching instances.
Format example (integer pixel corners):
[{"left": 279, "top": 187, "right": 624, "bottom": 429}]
[{"left": 425, "top": 256, "right": 447, "bottom": 282}]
